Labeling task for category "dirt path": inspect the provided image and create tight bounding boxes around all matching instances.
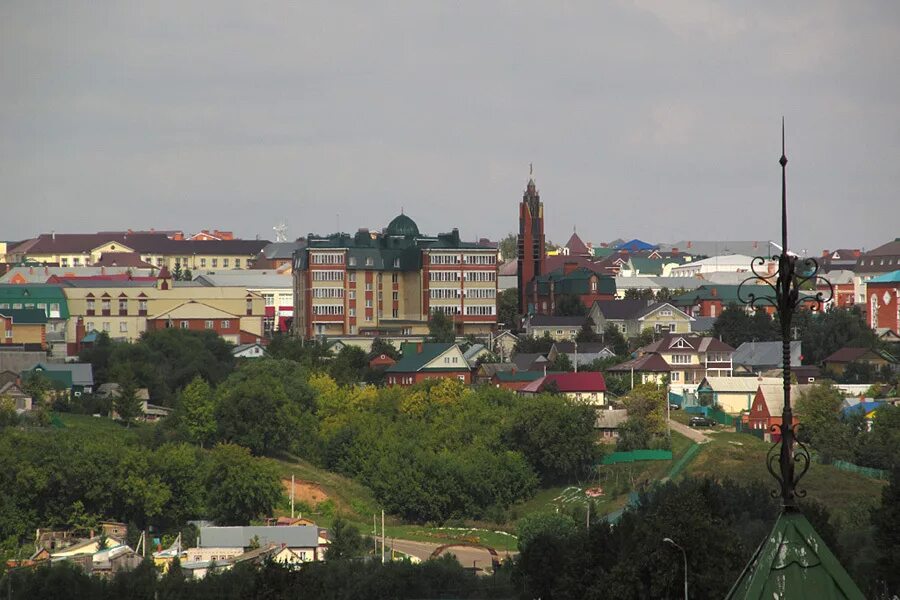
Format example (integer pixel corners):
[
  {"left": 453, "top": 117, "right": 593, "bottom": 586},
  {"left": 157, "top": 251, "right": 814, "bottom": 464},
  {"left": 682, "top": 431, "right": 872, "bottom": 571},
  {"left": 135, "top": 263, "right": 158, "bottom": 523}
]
[
  {"left": 669, "top": 418, "right": 711, "bottom": 443},
  {"left": 387, "top": 539, "right": 516, "bottom": 571}
]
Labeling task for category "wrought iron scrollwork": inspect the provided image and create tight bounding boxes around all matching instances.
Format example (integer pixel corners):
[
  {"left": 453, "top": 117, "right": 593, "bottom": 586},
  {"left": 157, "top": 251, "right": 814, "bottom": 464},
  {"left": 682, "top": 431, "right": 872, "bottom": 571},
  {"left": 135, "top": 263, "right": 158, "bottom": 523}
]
[{"left": 764, "top": 423, "right": 811, "bottom": 502}]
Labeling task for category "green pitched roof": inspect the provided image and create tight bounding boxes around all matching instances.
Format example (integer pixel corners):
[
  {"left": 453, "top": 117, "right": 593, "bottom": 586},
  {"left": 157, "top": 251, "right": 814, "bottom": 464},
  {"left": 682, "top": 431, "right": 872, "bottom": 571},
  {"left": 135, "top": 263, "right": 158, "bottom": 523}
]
[
  {"left": 627, "top": 257, "right": 665, "bottom": 275},
  {"left": 386, "top": 343, "right": 460, "bottom": 373},
  {"left": 0, "top": 308, "right": 48, "bottom": 324},
  {"left": 727, "top": 509, "right": 865, "bottom": 599},
  {"left": 22, "top": 367, "right": 73, "bottom": 388},
  {"left": 0, "top": 284, "right": 69, "bottom": 318},
  {"left": 529, "top": 267, "right": 616, "bottom": 296},
  {"left": 592, "top": 247, "right": 617, "bottom": 258}
]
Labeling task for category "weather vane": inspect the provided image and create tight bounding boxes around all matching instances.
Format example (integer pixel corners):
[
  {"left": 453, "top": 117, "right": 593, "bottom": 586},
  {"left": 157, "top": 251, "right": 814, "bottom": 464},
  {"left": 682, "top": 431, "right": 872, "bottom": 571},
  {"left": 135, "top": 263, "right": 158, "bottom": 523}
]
[{"left": 738, "top": 119, "right": 834, "bottom": 507}]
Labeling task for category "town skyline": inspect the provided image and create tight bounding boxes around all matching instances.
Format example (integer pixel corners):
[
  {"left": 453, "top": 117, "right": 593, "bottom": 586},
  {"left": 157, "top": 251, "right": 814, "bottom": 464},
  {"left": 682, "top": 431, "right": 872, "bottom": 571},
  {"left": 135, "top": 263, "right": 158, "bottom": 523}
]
[{"left": 2, "top": 2, "right": 899, "bottom": 250}]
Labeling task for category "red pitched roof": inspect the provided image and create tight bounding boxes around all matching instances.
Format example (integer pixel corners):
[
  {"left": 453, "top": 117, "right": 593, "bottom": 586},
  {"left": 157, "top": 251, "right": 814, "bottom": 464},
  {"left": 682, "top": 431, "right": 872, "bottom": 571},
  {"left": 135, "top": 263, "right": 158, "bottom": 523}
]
[
  {"left": 522, "top": 371, "right": 607, "bottom": 393},
  {"left": 565, "top": 232, "right": 590, "bottom": 256}
]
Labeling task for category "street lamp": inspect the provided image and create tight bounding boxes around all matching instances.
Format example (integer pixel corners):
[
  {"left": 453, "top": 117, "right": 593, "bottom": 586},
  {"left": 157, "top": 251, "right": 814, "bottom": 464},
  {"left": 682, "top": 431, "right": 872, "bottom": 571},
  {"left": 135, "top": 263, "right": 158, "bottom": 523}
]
[{"left": 663, "top": 538, "right": 688, "bottom": 600}]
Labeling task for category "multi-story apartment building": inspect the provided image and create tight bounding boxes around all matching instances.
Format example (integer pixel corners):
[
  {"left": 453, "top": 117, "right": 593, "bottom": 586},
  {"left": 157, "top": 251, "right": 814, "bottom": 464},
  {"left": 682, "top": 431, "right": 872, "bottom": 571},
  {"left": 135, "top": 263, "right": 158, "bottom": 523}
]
[
  {"left": 194, "top": 272, "right": 294, "bottom": 335},
  {"left": 6, "top": 233, "right": 268, "bottom": 271},
  {"left": 60, "top": 271, "right": 264, "bottom": 354},
  {"left": 293, "top": 214, "right": 498, "bottom": 339}
]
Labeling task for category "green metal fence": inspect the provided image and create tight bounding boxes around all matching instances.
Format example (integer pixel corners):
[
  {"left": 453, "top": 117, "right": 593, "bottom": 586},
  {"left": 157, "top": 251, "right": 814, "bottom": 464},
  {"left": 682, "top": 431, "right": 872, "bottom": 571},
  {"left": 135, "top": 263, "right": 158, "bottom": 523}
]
[
  {"left": 829, "top": 460, "right": 888, "bottom": 480},
  {"left": 707, "top": 408, "right": 734, "bottom": 426},
  {"left": 601, "top": 449, "right": 674, "bottom": 465}
]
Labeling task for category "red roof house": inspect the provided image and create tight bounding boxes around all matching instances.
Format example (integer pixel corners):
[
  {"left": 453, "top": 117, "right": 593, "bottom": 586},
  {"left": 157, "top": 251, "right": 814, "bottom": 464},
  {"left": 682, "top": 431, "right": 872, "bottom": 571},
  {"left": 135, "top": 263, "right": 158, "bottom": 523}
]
[{"left": 519, "top": 371, "right": 607, "bottom": 406}]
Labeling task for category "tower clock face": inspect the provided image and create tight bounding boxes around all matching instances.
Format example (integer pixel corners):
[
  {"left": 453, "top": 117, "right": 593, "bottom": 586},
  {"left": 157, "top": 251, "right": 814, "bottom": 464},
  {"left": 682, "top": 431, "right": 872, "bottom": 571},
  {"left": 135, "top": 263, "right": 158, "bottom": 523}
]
[{"left": 885, "top": 291, "right": 892, "bottom": 305}]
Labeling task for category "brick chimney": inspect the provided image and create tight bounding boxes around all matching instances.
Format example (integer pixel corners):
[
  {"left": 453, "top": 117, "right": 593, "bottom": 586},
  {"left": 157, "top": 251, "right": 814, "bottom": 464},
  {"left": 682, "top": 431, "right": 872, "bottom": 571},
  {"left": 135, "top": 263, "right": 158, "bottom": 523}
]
[
  {"left": 711, "top": 287, "right": 718, "bottom": 297},
  {"left": 563, "top": 261, "right": 578, "bottom": 276},
  {"left": 672, "top": 247, "right": 679, "bottom": 255},
  {"left": 822, "top": 250, "right": 830, "bottom": 257},
  {"left": 416, "top": 341, "right": 423, "bottom": 353}
]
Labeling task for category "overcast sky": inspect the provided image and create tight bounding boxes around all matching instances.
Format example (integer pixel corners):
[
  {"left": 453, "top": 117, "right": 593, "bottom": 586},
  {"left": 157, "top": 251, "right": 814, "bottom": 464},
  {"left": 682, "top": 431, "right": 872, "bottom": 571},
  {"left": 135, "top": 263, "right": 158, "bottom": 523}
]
[{"left": 2, "top": 1, "right": 898, "bottom": 252}]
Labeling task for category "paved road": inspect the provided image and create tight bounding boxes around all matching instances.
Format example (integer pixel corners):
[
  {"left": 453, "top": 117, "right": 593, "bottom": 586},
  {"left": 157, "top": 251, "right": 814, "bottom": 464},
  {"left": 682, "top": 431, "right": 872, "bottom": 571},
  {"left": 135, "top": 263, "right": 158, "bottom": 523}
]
[
  {"left": 669, "top": 418, "right": 711, "bottom": 443},
  {"left": 387, "top": 538, "right": 516, "bottom": 572}
]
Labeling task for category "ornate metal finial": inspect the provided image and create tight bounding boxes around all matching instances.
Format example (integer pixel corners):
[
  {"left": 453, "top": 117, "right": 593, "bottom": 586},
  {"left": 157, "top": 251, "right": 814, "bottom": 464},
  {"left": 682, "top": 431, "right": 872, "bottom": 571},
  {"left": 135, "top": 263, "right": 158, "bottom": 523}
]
[{"left": 738, "top": 121, "right": 834, "bottom": 508}]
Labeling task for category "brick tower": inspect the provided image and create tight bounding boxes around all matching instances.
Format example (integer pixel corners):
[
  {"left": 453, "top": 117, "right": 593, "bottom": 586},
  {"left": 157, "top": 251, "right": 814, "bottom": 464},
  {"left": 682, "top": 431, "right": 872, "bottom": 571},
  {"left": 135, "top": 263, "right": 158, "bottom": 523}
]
[{"left": 517, "top": 169, "right": 546, "bottom": 314}]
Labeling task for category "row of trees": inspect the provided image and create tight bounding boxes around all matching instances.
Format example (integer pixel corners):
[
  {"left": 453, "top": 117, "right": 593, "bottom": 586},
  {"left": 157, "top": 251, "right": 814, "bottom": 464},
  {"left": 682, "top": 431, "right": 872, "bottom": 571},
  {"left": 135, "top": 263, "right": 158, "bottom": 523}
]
[
  {"left": 0, "top": 426, "right": 283, "bottom": 558},
  {"left": 166, "top": 362, "right": 601, "bottom": 523},
  {"left": 797, "top": 383, "right": 900, "bottom": 470}
]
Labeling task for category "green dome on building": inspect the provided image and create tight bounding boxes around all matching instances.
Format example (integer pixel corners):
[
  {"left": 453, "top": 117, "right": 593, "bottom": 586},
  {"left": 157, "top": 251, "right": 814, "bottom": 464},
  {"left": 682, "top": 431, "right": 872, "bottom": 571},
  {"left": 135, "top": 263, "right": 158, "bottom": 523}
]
[{"left": 385, "top": 213, "right": 420, "bottom": 237}]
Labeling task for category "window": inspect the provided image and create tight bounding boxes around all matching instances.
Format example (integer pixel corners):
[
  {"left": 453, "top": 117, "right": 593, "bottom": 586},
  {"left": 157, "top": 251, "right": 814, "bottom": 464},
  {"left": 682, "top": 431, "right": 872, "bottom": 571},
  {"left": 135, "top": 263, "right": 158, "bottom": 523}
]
[
  {"left": 365, "top": 257, "right": 374, "bottom": 266},
  {"left": 119, "top": 322, "right": 128, "bottom": 333},
  {"left": 392, "top": 308, "right": 399, "bottom": 318},
  {"left": 211, "top": 258, "right": 218, "bottom": 267},
  {"left": 392, "top": 292, "right": 399, "bottom": 301},
  {"left": 86, "top": 299, "right": 95, "bottom": 315},
  {"left": 393, "top": 258, "right": 400, "bottom": 268},
  {"left": 222, "top": 320, "right": 231, "bottom": 328},
  {"left": 235, "top": 258, "right": 241, "bottom": 267},
  {"left": 101, "top": 299, "right": 111, "bottom": 315},
  {"left": 86, "top": 322, "right": 94, "bottom": 331},
  {"left": 349, "top": 290, "right": 356, "bottom": 300},
  {"left": 263, "top": 294, "right": 275, "bottom": 306},
  {"left": 365, "top": 283, "right": 372, "bottom": 291},
  {"left": 670, "top": 353, "right": 691, "bottom": 364},
  {"left": 138, "top": 299, "right": 148, "bottom": 314},
  {"left": 464, "top": 271, "right": 495, "bottom": 282},
  {"left": 312, "top": 270, "right": 344, "bottom": 281},
  {"left": 312, "top": 288, "right": 344, "bottom": 299},
  {"left": 73, "top": 258, "right": 81, "bottom": 266},
  {"left": 200, "top": 258, "right": 207, "bottom": 268},
  {"left": 671, "top": 371, "right": 680, "bottom": 381},
  {"left": 4, "top": 330, "right": 10, "bottom": 339},
  {"left": 223, "top": 258, "right": 229, "bottom": 267},
  {"left": 349, "top": 308, "right": 355, "bottom": 317},
  {"left": 348, "top": 272, "right": 356, "bottom": 283},
  {"left": 430, "top": 288, "right": 460, "bottom": 299},
  {"left": 349, "top": 256, "right": 357, "bottom": 266},
  {"left": 391, "top": 273, "right": 398, "bottom": 284},
  {"left": 205, "top": 320, "right": 214, "bottom": 329},
  {"left": 431, "top": 254, "right": 460, "bottom": 265},
  {"left": 102, "top": 322, "right": 111, "bottom": 332},
  {"left": 311, "top": 305, "right": 344, "bottom": 316},
  {"left": 463, "top": 254, "right": 496, "bottom": 265},
  {"left": 61, "top": 258, "right": 69, "bottom": 267},
  {"left": 659, "top": 309, "right": 672, "bottom": 316},
  {"left": 365, "top": 299, "right": 372, "bottom": 308},
  {"left": 311, "top": 253, "right": 344, "bottom": 264},
  {"left": 118, "top": 299, "right": 128, "bottom": 315},
  {"left": 465, "top": 305, "right": 495, "bottom": 316},
  {"left": 466, "top": 288, "right": 495, "bottom": 299},
  {"left": 180, "top": 321, "right": 189, "bottom": 329},
  {"left": 429, "top": 271, "right": 461, "bottom": 282}
]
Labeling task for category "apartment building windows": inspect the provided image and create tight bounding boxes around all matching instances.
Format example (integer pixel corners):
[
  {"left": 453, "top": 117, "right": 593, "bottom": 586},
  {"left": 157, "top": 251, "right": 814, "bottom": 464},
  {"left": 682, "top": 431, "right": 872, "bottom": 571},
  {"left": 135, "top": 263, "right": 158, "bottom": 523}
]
[
  {"left": 212, "top": 259, "right": 218, "bottom": 268},
  {"left": 102, "top": 322, "right": 111, "bottom": 332},
  {"left": 430, "top": 288, "right": 460, "bottom": 299},
  {"left": 393, "top": 258, "right": 400, "bottom": 268},
  {"left": 365, "top": 283, "right": 372, "bottom": 291},
  {"left": 466, "top": 288, "right": 495, "bottom": 299},
  {"left": 312, "top": 305, "right": 344, "bottom": 316},
  {"left": 138, "top": 299, "right": 148, "bottom": 316},
  {"left": 86, "top": 322, "right": 94, "bottom": 331},
  {"left": 391, "top": 273, "right": 398, "bottom": 284},
  {"left": 245, "top": 299, "right": 253, "bottom": 315},
  {"left": 223, "top": 258, "right": 229, "bottom": 267},
  {"left": 73, "top": 258, "right": 81, "bottom": 266},
  {"left": 465, "top": 305, "right": 495, "bottom": 316},
  {"left": 392, "top": 292, "right": 399, "bottom": 301},
  {"left": 119, "top": 322, "right": 128, "bottom": 333},
  {"left": 86, "top": 299, "right": 96, "bottom": 315},
  {"left": 464, "top": 254, "right": 496, "bottom": 265},
  {"left": 200, "top": 258, "right": 207, "bottom": 268},
  {"left": 312, "top": 288, "right": 343, "bottom": 299},
  {"left": 429, "top": 271, "right": 460, "bottom": 282},
  {"left": 349, "top": 308, "right": 355, "bottom": 317},
  {"left": 365, "top": 257, "right": 374, "bottom": 266},
  {"left": 465, "top": 271, "right": 495, "bottom": 282},
  {"left": 349, "top": 291, "right": 356, "bottom": 300},
  {"left": 349, "top": 257, "right": 357, "bottom": 266},
  {"left": 101, "top": 299, "right": 111, "bottom": 316},
  {"left": 365, "top": 299, "right": 372, "bottom": 308},
  {"left": 61, "top": 258, "right": 69, "bottom": 267},
  {"left": 431, "top": 254, "right": 460, "bottom": 265},
  {"left": 312, "top": 270, "right": 343, "bottom": 282},
  {"left": 670, "top": 353, "right": 691, "bottom": 365},
  {"left": 348, "top": 272, "right": 356, "bottom": 283},
  {"left": 235, "top": 258, "right": 241, "bottom": 267},
  {"left": 392, "top": 308, "right": 399, "bottom": 318},
  {"left": 311, "top": 253, "right": 344, "bottom": 265}
]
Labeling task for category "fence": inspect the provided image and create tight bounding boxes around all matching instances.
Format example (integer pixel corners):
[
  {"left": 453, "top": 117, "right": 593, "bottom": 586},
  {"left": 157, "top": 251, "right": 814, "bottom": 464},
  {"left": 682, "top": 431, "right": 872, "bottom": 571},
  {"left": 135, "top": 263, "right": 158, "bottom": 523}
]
[
  {"left": 829, "top": 459, "right": 889, "bottom": 480},
  {"left": 601, "top": 449, "right": 673, "bottom": 465}
]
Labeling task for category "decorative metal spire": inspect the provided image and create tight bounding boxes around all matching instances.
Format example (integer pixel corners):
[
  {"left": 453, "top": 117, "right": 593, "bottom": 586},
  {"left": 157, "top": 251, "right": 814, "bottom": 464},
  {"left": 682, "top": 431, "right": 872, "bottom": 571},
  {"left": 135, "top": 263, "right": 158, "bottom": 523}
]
[{"left": 738, "top": 120, "right": 833, "bottom": 508}]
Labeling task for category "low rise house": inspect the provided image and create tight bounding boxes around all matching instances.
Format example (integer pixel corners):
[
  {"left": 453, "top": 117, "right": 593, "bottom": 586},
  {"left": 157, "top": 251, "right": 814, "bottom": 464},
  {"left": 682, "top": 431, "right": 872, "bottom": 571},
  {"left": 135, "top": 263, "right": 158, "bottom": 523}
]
[
  {"left": 519, "top": 371, "right": 607, "bottom": 406},
  {"left": 607, "top": 353, "right": 671, "bottom": 386},
  {"left": 550, "top": 341, "right": 616, "bottom": 367},
  {"left": 385, "top": 342, "right": 472, "bottom": 386},
  {"left": 491, "top": 370, "right": 550, "bottom": 391},
  {"left": 0, "top": 308, "right": 48, "bottom": 350},
  {"left": 0, "top": 381, "right": 32, "bottom": 412},
  {"left": 747, "top": 384, "right": 802, "bottom": 443},
  {"left": 197, "top": 525, "right": 327, "bottom": 562},
  {"left": 854, "top": 238, "right": 900, "bottom": 281},
  {"left": 523, "top": 315, "right": 588, "bottom": 341},
  {"left": 697, "top": 376, "right": 781, "bottom": 415},
  {"left": 732, "top": 341, "right": 801, "bottom": 374},
  {"left": 475, "top": 362, "right": 516, "bottom": 385},
  {"left": 629, "top": 334, "right": 735, "bottom": 391},
  {"left": 595, "top": 408, "right": 628, "bottom": 440},
  {"left": 588, "top": 300, "right": 693, "bottom": 338},
  {"left": 823, "top": 347, "right": 896, "bottom": 376},
  {"left": 671, "top": 284, "right": 777, "bottom": 318},
  {"left": 510, "top": 350, "right": 556, "bottom": 372},
  {"left": 23, "top": 362, "right": 94, "bottom": 397},
  {"left": 232, "top": 342, "right": 267, "bottom": 359},
  {"left": 491, "top": 330, "right": 519, "bottom": 360}
]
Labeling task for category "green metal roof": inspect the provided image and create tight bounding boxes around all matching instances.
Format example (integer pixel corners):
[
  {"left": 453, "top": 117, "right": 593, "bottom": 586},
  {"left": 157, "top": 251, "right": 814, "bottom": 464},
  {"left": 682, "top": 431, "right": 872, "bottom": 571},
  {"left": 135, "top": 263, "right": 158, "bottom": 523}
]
[
  {"left": 528, "top": 267, "right": 617, "bottom": 296},
  {"left": 592, "top": 247, "right": 617, "bottom": 258},
  {"left": 0, "top": 308, "right": 48, "bottom": 324},
  {"left": 23, "top": 367, "right": 73, "bottom": 388},
  {"left": 385, "top": 213, "right": 420, "bottom": 237},
  {"left": 0, "top": 284, "right": 70, "bottom": 318},
  {"left": 627, "top": 257, "right": 665, "bottom": 275},
  {"left": 386, "top": 342, "right": 458, "bottom": 373},
  {"left": 726, "top": 509, "right": 865, "bottom": 599}
]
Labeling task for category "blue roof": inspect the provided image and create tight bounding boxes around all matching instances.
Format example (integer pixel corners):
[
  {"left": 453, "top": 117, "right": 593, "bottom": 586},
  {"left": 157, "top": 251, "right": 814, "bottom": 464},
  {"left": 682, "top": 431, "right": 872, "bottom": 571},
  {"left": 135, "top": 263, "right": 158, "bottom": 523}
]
[
  {"left": 615, "top": 239, "right": 658, "bottom": 252},
  {"left": 841, "top": 401, "right": 884, "bottom": 417},
  {"left": 868, "top": 269, "right": 900, "bottom": 283}
]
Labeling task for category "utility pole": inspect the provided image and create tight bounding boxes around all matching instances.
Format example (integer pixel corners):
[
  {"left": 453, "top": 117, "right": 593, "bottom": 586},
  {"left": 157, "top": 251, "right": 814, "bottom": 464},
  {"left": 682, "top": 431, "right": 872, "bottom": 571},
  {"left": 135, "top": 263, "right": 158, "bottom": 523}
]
[
  {"left": 574, "top": 341, "right": 578, "bottom": 373},
  {"left": 373, "top": 515, "right": 378, "bottom": 556},
  {"left": 381, "top": 510, "right": 385, "bottom": 563},
  {"left": 291, "top": 474, "right": 295, "bottom": 519}
]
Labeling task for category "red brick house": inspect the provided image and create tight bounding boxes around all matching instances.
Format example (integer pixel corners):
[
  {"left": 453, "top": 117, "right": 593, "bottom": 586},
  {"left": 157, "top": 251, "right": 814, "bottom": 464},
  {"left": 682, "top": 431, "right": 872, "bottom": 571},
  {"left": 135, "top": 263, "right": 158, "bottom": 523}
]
[
  {"left": 747, "top": 384, "right": 800, "bottom": 443},
  {"left": 525, "top": 263, "right": 616, "bottom": 315},
  {"left": 146, "top": 301, "right": 260, "bottom": 344},
  {"left": 866, "top": 270, "right": 900, "bottom": 335},
  {"left": 385, "top": 342, "right": 471, "bottom": 386}
]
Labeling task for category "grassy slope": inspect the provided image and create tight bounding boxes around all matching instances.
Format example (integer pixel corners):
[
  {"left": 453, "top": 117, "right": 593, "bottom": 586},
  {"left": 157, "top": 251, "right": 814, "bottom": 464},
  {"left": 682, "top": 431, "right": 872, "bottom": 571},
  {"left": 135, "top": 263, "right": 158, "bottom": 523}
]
[{"left": 683, "top": 430, "right": 885, "bottom": 522}]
